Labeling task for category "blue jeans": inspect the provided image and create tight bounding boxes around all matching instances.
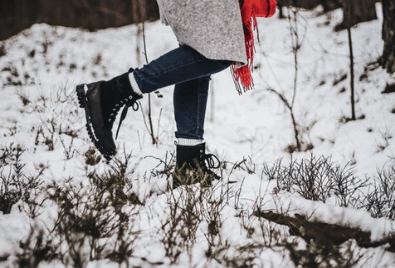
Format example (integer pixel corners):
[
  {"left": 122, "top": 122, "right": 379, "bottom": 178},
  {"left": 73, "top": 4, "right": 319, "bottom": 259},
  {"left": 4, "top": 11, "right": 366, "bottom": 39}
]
[{"left": 133, "top": 45, "right": 232, "bottom": 140}]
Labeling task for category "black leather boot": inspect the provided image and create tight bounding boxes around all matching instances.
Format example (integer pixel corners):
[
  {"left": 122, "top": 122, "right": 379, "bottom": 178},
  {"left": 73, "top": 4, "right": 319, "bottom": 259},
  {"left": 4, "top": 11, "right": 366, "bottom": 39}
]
[
  {"left": 173, "top": 143, "right": 221, "bottom": 189},
  {"left": 76, "top": 69, "right": 142, "bottom": 160}
]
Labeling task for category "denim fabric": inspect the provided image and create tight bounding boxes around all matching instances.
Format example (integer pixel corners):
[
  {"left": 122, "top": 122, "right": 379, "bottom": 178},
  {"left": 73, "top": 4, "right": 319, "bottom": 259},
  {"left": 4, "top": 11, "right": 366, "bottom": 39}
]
[
  {"left": 133, "top": 45, "right": 232, "bottom": 139},
  {"left": 173, "top": 76, "right": 209, "bottom": 139}
]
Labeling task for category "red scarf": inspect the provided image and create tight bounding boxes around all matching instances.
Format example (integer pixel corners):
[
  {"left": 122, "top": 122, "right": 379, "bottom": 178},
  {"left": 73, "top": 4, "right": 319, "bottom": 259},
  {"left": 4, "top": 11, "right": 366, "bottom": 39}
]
[{"left": 232, "top": 0, "right": 277, "bottom": 94}]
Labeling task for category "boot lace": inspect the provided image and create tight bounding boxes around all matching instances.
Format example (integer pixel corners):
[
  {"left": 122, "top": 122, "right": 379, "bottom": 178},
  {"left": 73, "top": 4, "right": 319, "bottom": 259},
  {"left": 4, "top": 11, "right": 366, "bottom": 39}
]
[
  {"left": 107, "top": 96, "right": 140, "bottom": 139},
  {"left": 203, "top": 154, "right": 220, "bottom": 170},
  {"left": 199, "top": 151, "right": 220, "bottom": 173},
  {"left": 199, "top": 153, "right": 221, "bottom": 182}
]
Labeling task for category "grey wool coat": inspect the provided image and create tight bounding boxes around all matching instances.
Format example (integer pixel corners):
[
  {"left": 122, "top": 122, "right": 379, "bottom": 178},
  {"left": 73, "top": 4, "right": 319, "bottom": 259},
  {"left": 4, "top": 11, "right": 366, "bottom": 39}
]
[{"left": 156, "top": 0, "right": 248, "bottom": 65}]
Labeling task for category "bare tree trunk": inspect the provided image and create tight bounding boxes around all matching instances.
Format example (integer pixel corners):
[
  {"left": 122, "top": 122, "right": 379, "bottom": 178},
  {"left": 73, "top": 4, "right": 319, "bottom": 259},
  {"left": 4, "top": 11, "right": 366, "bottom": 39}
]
[
  {"left": 322, "top": 0, "right": 341, "bottom": 12},
  {"left": 277, "top": 0, "right": 321, "bottom": 18},
  {"left": 343, "top": 0, "right": 356, "bottom": 120},
  {"left": 336, "top": 0, "right": 377, "bottom": 31},
  {"left": 347, "top": 27, "right": 356, "bottom": 120},
  {"left": 380, "top": 0, "right": 395, "bottom": 74}
]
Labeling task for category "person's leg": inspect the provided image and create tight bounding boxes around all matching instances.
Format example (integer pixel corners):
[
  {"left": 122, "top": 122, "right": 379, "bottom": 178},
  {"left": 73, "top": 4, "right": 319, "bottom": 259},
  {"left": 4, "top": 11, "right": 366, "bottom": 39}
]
[
  {"left": 172, "top": 76, "right": 222, "bottom": 188},
  {"left": 76, "top": 45, "right": 231, "bottom": 160},
  {"left": 173, "top": 76, "right": 210, "bottom": 142},
  {"left": 130, "top": 45, "right": 232, "bottom": 94},
  {"left": 131, "top": 47, "right": 230, "bottom": 188}
]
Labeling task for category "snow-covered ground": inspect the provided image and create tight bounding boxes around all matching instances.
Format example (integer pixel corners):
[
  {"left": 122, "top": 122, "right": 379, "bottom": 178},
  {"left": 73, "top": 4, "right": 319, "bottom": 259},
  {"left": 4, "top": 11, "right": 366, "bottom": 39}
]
[{"left": 1, "top": 3, "right": 395, "bottom": 267}]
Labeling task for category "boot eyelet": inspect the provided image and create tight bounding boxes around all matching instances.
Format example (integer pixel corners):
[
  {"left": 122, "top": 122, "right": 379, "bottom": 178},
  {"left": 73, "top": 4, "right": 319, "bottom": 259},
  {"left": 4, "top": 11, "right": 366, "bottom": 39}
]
[{"left": 129, "top": 95, "right": 133, "bottom": 99}]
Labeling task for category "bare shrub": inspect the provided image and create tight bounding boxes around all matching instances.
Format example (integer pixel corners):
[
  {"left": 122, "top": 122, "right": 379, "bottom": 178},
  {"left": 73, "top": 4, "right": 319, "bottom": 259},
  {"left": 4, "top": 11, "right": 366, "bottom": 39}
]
[
  {"left": 0, "top": 143, "right": 44, "bottom": 214},
  {"left": 41, "top": 153, "right": 142, "bottom": 267},
  {"left": 263, "top": 153, "right": 367, "bottom": 206},
  {"left": 16, "top": 228, "right": 53, "bottom": 268},
  {"left": 201, "top": 185, "right": 230, "bottom": 264},
  {"left": 159, "top": 177, "right": 233, "bottom": 266},
  {"left": 362, "top": 163, "right": 395, "bottom": 219},
  {"left": 264, "top": 7, "right": 314, "bottom": 153},
  {"left": 285, "top": 238, "right": 366, "bottom": 268},
  {"left": 221, "top": 243, "right": 263, "bottom": 268},
  {"left": 28, "top": 82, "right": 81, "bottom": 152},
  {"left": 84, "top": 146, "right": 102, "bottom": 166},
  {"left": 162, "top": 186, "right": 203, "bottom": 264}
]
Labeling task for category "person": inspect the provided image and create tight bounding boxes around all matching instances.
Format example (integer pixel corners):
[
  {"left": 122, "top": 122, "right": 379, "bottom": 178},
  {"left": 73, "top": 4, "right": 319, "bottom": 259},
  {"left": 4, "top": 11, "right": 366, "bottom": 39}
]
[{"left": 76, "top": 0, "right": 276, "bottom": 188}]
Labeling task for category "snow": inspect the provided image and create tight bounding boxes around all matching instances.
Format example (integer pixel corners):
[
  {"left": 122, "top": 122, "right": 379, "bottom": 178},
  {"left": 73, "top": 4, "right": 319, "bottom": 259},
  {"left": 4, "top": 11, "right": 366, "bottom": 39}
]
[{"left": 1, "top": 3, "right": 395, "bottom": 267}]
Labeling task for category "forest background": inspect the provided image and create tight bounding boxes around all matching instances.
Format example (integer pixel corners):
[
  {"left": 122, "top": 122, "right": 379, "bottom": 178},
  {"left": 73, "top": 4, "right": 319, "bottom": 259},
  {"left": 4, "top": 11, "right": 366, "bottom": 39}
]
[
  {"left": 1, "top": 0, "right": 393, "bottom": 73},
  {"left": 1, "top": 0, "right": 395, "bottom": 267}
]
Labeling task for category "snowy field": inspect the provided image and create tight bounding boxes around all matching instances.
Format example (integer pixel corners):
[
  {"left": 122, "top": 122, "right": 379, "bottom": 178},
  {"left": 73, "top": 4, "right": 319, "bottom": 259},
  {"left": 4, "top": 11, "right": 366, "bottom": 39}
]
[{"left": 1, "top": 3, "right": 395, "bottom": 267}]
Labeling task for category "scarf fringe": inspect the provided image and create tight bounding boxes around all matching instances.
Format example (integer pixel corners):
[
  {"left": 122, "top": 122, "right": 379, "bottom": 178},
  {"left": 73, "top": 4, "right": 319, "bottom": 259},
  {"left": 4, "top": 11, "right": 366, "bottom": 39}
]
[
  {"left": 232, "top": 0, "right": 277, "bottom": 94},
  {"left": 232, "top": 9, "right": 257, "bottom": 94}
]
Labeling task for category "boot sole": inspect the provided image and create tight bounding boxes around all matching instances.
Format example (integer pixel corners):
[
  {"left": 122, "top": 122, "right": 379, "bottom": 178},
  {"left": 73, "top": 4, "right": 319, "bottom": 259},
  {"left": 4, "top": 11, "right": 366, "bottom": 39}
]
[{"left": 76, "top": 84, "right": 113, "bottom": 161}]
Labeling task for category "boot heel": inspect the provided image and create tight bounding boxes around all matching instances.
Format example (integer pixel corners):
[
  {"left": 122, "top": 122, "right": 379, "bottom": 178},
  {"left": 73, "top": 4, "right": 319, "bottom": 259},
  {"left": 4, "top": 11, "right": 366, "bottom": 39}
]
[
  {"left": 76, "top": 83, "right": 98, "bottom": 149},
  {"left": 76, "top": 84, "right": 87, "bottom": 108}
]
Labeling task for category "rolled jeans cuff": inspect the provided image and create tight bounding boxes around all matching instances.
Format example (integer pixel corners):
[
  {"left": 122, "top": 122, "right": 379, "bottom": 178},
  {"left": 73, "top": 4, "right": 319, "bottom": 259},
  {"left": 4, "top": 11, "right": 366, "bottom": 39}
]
[
  {"left": 128, "top": 72, "right": 143, "bottom": 97},
  {"left": 177, "top": 138, "right": 204, "bottom": 146}
]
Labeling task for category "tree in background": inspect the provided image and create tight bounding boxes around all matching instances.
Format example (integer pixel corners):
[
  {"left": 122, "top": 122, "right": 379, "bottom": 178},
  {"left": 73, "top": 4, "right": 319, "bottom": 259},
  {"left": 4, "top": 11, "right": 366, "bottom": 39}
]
[
  {"left": 342, "top": 0, "right": 356, "bottom": 120},
  {"left": 0, "top": 0, "right": 159, "bottom": 41},
  {"left": 277, "top": 0, "right": 377, "bottom": 29},
  {"left": 380, "top": 0, "right": 395, "bottom": 74},
  {"left": 335, "top": 0, "right": 377, "bottom": 31}
]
